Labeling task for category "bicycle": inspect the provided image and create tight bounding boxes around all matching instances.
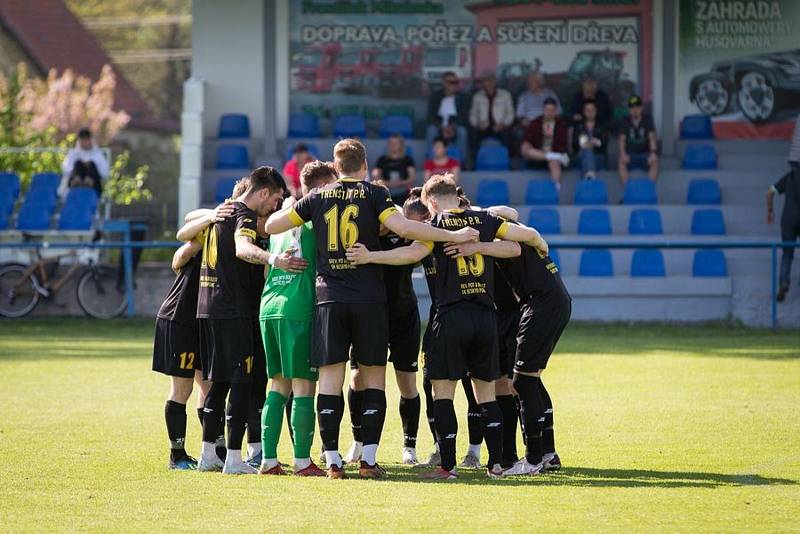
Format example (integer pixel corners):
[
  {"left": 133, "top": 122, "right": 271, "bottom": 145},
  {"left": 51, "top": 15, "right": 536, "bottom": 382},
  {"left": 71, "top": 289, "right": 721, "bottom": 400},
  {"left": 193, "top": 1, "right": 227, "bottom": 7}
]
[{"left": 0, "top": 246, "right": 127, "bottom": 319}]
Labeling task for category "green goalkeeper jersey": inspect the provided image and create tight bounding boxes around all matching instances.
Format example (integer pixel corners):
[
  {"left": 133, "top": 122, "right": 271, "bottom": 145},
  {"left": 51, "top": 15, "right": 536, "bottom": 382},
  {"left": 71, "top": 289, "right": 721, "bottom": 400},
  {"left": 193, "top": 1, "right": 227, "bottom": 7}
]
[{"left": 259, "top": 222, "right": 316, "bottom": 322}]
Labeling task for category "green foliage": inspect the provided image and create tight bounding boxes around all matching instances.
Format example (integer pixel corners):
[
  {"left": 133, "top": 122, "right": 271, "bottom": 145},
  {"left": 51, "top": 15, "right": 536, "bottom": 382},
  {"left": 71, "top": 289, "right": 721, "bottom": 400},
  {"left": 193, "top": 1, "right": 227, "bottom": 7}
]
[{"left": 103, "top": 151, "right": 152, "bottom": 206}]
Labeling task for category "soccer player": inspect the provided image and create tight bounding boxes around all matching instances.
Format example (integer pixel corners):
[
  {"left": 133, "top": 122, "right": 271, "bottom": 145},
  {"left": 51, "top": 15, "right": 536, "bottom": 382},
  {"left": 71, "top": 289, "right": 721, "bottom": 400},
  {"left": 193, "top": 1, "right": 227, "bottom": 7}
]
[
  {"left": 265, "top": 139, "right": 479, "bottom": 479},
  {"left": 346, "top": 174, "right": 548, "bottom": 479},
  {"left": 259, "top": 161, "right": 339, "bottom": 477},
  {"left": 151, "top": 202, "right": 232, "bottom": 469},
  {"left": 196, "top": 166, "right": 307, "bottom": 474}
]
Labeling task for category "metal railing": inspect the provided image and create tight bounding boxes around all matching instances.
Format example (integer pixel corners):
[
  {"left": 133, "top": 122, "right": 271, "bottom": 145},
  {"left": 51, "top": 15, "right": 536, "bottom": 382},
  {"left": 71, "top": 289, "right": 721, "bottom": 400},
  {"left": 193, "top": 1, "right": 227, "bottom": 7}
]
[{"left": 0, "top": 239, "right": 797, "bottom": 328}]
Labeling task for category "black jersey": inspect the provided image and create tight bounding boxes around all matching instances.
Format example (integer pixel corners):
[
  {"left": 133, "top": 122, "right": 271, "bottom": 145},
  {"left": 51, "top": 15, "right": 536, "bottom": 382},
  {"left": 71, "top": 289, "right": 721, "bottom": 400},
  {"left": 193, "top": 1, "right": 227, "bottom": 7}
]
[
  {"left": 422, "top": 254, "right": 438, "bottom": 310},
  {"left": 380, "top": 231, "right": 418, "bottom": 318},
  {"left": 197, "top": 202, "right": 259, "bottom": 319},
  {"left": 497, "top": 242, "right": 571, "bottom": 309},
  {"left": 157, "top": 252, "right": 201, "bottom": 327},
  {"left": 420, "top": 208, "right": 509, "bottom": 315},
  {"left": 247, "top": 236, "right": 269, "bottom": 316},
  {"left": 289, "top": 177, "right": 398, "bottom": 304},
  {"left": 493, "top": 259, "right": 520, "bottom": 312}
]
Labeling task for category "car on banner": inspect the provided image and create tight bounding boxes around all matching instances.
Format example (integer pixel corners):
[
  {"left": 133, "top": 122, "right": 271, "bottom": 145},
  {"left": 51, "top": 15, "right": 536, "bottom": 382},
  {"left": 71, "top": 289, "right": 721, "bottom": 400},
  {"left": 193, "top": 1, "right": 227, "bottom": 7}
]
[
  {"left": 333, "top": 47, "right": 379, "bottom": 94},
  {"left": 423, "top": 44, "right": 472, "bottom": 88},
  {"left": 689, "top": 48, "right": 800, "bottom": 123},
  {"left": 292, "top": 43, "right": 341, "bottom": 93},
  {"left": 377, "top": 45, "right": 425, "bottom": 98}
]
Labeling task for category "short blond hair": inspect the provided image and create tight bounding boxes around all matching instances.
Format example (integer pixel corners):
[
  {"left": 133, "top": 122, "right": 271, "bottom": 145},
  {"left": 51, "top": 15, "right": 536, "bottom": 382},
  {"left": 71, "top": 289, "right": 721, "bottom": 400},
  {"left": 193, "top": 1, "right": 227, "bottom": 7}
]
[
  {"left": 421, "top": 173, "right": 458, "bottom": 205},
  {"left": 333, "top": 138, "right": 367, "bottom": 176}
]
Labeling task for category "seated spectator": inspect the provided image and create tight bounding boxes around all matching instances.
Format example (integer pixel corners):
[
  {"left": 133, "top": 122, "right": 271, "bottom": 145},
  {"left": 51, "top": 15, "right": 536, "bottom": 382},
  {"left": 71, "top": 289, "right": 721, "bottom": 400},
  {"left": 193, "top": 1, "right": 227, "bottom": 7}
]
[
  {"left": 469, "top": 71, "right": 514, "bottom": 163},
  {"left": 425, "top": 71, "right": 470, "bottom": 169},
  {"left": 424, "top": 137, "right": 460, "bottom": 182},
  {"left": 521, "top": 98, "right": 570, "bottom": 187},
  {"left": 570, "top": 77, "right": 612, "bottom": 127},
  {"left": 372, "top": 134, "right": 416, "bottom": 204},
  {"left": 617, "top": 95, "right": 658, "bottom": 185},
  {"left": 516, "top": 72, "right": 560, "bottom": 127},
  {"left": 571, "top": 100, "right": 608, "bottom": 180},
  {"left": 59, "top": 128, "right": 109, "bottom": 197},
  {"left": 282, "top": 144, "right": 315, "bottom": 198}
]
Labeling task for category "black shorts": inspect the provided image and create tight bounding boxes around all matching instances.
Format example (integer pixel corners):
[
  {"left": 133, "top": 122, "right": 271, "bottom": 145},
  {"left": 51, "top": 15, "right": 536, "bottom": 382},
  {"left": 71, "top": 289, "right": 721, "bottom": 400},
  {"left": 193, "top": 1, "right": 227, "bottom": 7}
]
[
  {"left": 312, "top": 302, "right": 388, "bottom": 368},
  {"left": 388, "top": 307, "right": 421, "bottom": 373},
  {"left": 199, "top": 318, "right": 256, "bottom": 383},
  {"left": 152, "top": 318, "right": 200, "bottom": 378},
  {"left": 496, "top": 309, "right": 521, "bottom": 377},
  {"left": 514, "top": 298, "right": 571, "bottom": 373},
  {"left": 427, "top": 306, "right": 499, "bottom": 382}
]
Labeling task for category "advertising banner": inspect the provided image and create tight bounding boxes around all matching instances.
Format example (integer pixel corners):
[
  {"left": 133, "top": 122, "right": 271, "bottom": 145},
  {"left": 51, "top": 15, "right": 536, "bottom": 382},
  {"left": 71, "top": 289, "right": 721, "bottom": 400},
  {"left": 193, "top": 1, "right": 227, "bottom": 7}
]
[
  {"left": 288, "top": 0, "right": 653, "bottom": 133},
  {"left": 678, "top": 0, "right": 800, "bottom": 139}
]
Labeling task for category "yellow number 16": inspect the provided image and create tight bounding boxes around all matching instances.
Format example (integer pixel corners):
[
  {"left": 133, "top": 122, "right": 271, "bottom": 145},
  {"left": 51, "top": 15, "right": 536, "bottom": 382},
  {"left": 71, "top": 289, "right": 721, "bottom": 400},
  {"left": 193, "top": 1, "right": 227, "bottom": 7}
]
[{"left": 323, "top": 204, "right": 360, "bottom": 251}]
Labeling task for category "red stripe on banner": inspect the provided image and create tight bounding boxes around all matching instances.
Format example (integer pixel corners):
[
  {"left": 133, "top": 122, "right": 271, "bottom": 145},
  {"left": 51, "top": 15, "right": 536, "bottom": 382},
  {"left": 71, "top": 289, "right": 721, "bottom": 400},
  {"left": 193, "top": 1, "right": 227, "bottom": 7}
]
[{"left": 712, "top": 122, "right": 794, "bottom": 140}]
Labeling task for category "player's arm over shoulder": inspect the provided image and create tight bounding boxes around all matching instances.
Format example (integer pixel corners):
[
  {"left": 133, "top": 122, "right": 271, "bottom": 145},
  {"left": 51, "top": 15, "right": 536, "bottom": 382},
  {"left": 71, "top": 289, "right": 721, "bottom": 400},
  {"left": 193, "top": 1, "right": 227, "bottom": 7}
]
[
  {"left": 171, "top": 240, "right": 201, "bottom": 273},
  {"left": 265, "top": 194, "right": 311, "bottom": 235},
  {"left": 346, "top": 241, "right": 430, "bottom": 266},
  {"left": 443, "top": 238, "right": 520, "bottom": 259}
]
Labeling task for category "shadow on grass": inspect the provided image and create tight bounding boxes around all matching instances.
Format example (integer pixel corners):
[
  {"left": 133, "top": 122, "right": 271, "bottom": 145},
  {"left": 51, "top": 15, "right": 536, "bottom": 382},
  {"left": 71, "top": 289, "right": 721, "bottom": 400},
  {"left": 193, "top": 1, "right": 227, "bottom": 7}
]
[{"left": 373, "top": 465, "right": 798, "bottom": 488}]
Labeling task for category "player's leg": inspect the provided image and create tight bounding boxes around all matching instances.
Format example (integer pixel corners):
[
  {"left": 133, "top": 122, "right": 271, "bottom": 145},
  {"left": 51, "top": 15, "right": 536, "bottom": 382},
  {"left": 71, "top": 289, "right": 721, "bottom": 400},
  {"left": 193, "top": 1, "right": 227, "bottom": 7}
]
[
  {"left": 199, "top": 380, "right": 229, "bottom": 472},
  {"left": 472, "top": 378, "right": 504, "bottom": 477},
  {"left": 259, "top": 319, "right": 287, "bottom": 474},
  {"left": 390, "top": 308, "right": 422, "bottom": 464},
  {"left": 495, "top": 377, "right": 519, "bottom": 468},
  {"left": 538, "top": 374, "right": 559, "bottom": 470},
  {"left": 290, "top": 377, "right": 324, "bottom": 476},
  {"left": 396, "top": 370, "right": 420, "bottom": 464},
  {"left": 507, "top": 370, "right": 545, "bottom": 476},
  {"left": 246, "top": 320, "right": 267, "bottom": 467},
  {"left": 344, "top": 365, "right": 364, "bottom": 463},
  {"left": 165, "top": 376, "right": 195, "bottom": 468},
  {"left": 460, "top": 376, "right": 483, "bottom": 468},
  {"left": 221, "top": 321, "right": 258, "bottom": 474},
  {"left": 425, "top": 379, "right": 458, "bottom": 479}
]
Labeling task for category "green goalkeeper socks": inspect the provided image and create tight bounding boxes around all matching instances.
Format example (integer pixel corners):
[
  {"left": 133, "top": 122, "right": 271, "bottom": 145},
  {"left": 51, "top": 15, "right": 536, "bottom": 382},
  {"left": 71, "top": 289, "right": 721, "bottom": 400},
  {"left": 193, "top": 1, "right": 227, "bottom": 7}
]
[
  {"left": 291, "top": 396, "right": 315, "bottom": 460},
  {"left": 261, "top": 391, "right": 288, "bottom": 460}
]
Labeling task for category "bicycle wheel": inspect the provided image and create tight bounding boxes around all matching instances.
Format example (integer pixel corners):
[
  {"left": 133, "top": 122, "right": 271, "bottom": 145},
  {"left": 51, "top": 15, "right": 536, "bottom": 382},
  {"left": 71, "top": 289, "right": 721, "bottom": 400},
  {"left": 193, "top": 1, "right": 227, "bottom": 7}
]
[
  {"left": 0, "top": 263, "right": 40, "bottom": 318},
  {"left": 76, "top": 266, "right": 127, "bottom": 319}
]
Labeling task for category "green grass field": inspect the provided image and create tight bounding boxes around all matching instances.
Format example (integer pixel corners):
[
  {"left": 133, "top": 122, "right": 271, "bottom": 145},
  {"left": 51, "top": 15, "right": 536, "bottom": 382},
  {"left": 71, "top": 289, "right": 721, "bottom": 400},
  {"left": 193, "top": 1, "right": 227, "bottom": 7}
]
[{"left": 0, "top": 319, "right": 798, "bottom": 532}]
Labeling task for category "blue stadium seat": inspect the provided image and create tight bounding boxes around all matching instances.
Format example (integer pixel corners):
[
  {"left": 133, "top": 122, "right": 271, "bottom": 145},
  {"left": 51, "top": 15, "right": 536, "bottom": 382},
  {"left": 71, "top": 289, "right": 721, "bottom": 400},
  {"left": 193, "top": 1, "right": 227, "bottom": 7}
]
[
  {"left": 525, "top": 179, "right": 559, "bottom": 205},
  {"left": 479, "top": 137, "right": 502, "bottom": 147},
  {"left": 691, "top": 209, "right": 726, "bottom": 235},
  {"left": 578, "top": 208, "right": 612, "bottom": 235},
  {"left": 0, "top": 188, "right": 14, "bottom": 212},
  {"left": 623, "top": 178, "right": 658, "bottom": 204},
  {"left": 475, "top": 145, "right": 510, "bottom": 171},
  {"left": 0, "top": 206, "right": 10, "bottom": 230},
  {"left": 30, "top": 172, "right": 60, "bottom": 193},
  {"left": 574, "top": 180, "right": 608, "bottom": 205},
  {"left": 215, "top": 144, "right": 249, "bottom": 169},
  {"left": 628, "top": 208, "right": 663, "bottom": 235},
  {"left": 288, "top": 113, "right": 321, "bottom": 138},
  {"left": 24, "top": 187, "right": 57, "bottom": 210},
  {"left": 680, "top": 115, "right": 714, "bottom": 139},
  {"left": 475, "top": 180, "right": 509, "bottom": 206},
  {"left": 379, "top": 115, "right": 413, "bottom": 138},
  {"left": 333, "top": 114, "right": 367, "bottom": 138},
  {"left": 285, "top": 144, "right": 320, "bottom": 162},
  {"left": 548, "top": 249, "right": 560, "bottom": 270},
  {"left": 693, "top": 249, "right": 728, "bottom": 277},
  {"left": 63, "top": 188, "right": 98, "bottom": 211},
  {"left": 682, "top": 144, "right": 717, "bottom": 170},
  {"left": 446, "top": 145, "right": 462, "bottom": 162},
  {"left": 16, "top": 202, "right": 52, "bottom": 231},
  {"left": 215, "top": 177, "right": 238, "bottom": 203},
  {"left": 631, "top": 249, "right": 666, "bottom": 277},
  {"left": 528, "top": 208, "right": 561, "bottom": 234},
  {"left": 687, "top": 178, "right": 721, "bottom": 205},
  {"left": 579, "top": 249, "right": 613, "bottom": 277},
  {"left": 0, "top": 172, "right": 20, "bottom": 198},
  {"left": 218, "top": 113, "right": 250, "bottom": 138},
  {"left": 58, "top": 203, "right": 94, "bottom": 230}
]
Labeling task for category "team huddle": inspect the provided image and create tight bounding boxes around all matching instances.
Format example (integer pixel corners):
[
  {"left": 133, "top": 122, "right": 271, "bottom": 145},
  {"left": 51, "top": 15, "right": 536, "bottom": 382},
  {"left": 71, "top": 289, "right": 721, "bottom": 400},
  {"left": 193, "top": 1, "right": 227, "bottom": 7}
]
[{"left": 152, "top": 138, "right": 571, "bottom": 479}]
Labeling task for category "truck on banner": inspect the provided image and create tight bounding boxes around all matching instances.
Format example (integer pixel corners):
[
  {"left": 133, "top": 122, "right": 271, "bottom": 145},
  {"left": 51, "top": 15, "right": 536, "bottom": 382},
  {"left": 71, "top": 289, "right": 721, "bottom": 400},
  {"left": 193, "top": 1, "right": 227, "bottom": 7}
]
[
  {"left": 678, "top": 0, "right": 800, "bottom": 139},
  {"left": 288, "top": 0, "right": 653, "bottom": 133}
]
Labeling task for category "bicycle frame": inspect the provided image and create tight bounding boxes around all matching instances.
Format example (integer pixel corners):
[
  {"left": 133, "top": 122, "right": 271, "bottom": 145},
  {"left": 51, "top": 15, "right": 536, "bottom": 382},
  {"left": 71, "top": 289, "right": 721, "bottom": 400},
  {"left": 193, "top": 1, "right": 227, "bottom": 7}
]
[{"left": 17, "top": 249, "right": 87, "bottom": 298}]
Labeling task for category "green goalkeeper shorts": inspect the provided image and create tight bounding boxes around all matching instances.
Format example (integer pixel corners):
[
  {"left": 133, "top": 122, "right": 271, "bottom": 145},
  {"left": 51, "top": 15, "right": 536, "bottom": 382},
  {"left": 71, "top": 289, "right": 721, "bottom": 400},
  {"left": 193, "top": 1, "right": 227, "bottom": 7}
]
[{"left": 260, "top": 318, "right": 318, "bottom": 381}]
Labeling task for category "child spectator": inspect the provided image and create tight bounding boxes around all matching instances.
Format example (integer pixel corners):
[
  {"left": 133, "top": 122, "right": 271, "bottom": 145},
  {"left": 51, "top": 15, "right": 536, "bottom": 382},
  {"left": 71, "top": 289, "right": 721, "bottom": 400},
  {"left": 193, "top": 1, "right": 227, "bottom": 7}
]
[{"left": 424, "top": 138, "right": 461, "bottom": 182}]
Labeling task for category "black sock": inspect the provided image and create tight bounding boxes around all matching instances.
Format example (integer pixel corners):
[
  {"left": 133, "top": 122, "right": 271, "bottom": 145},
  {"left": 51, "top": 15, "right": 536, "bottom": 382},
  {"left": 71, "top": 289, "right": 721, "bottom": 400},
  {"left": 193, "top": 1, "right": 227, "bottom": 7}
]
[
  {"left": 225, "top": 383, "right": 249, "bottom": 452},
  {"left": 317, "top": 394, "right": 344, "bottom": 456},
  {"left": 399, "top": 395, "right": 420, "bottom": 449},
  {"left": 196, "top": 407, "right": 204, "bottom": 428},
  {"left": 285, "top": 393, "right": 295, "bottom": 445},
  {"left": 480, "top": 401, "right": 504, "bottom": 468},
  {"left": 514, "top": 374, "right": 543, "bottom": 465},
  {"left": 361, "top": 388, "right": 387, "bottom": 448},
  {"left": 496, "top": 394, "right": 518, "bottom": 467},
  {"left": 434, "top": 399, "right": 458, "bottom": 471},
  {"left": 247, "top": 371, "right": 267, "bottom": 446},
  {"left": 165, "top": 400, "right": 188, "bottom": 461},
  {"left": 538, "top": 379, "right": 555, "bottom": 455},
  {"left": 348, "top": 387, "right": 364, "bottom": 443},
  {"left": 202, "top": 382, "right": 230, "bottom": 444},
  {"left": 423, "top": 373, "right": 437, "bottom": 444},
  {"left": 514, "top": 395, "right": 526, "bottom": 445},
  {"left": 462, "top": 377, "right": 483, "bottom": 446}
]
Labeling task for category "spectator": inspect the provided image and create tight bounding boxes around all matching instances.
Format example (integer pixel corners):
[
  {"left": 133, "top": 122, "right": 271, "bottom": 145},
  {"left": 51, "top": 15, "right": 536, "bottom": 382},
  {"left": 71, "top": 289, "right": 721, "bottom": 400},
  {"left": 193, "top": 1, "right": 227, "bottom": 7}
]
[
  {"left": 424, "top": 137, "right": 461, "bottom": 182},
  {"left": 469, "top": 71, "right": 514, "bottom": 163},
  {"left": 516, "top": 72, "right": 561, "bottom": 127},
  {"left": 282, "top": 144, "right": 315, "bottom": 198},
  {"left": 571, "top": 100, "right": 608, "bottom": 180},
  {"left": 521, "top": 97, "right": 570, "bottom": 187},
  {"left": 570, "top": 77, "right": 612, "bottom": 127},
  {"left": 617, "top": 95, "right": 658, "bottom": 185},
  {"left": 372, "top": 134, "right": 416, "bottom": 204},
  {"left": 425, "top": 71, "right": 470, "bottom": 169},
  {"left": 59, "top": 128, "right": 109, "bottom": 198},
  {"left": 767, "top": 165, "right": 799, "bottom": 302}
]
